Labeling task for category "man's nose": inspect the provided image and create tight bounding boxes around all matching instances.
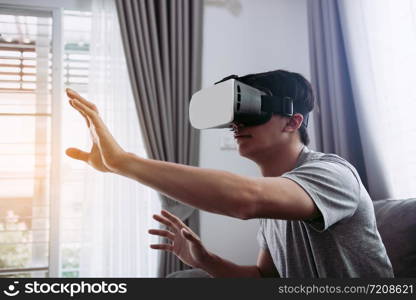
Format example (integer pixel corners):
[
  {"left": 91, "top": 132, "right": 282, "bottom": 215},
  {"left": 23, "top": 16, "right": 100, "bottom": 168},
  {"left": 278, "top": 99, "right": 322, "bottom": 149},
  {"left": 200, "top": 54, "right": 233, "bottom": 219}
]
[
  {"left": 230, "top": 122, "right": 245, "bottom": 133},
  {"left": 231, "top": 122, "right": 244, "bottom": 129}
]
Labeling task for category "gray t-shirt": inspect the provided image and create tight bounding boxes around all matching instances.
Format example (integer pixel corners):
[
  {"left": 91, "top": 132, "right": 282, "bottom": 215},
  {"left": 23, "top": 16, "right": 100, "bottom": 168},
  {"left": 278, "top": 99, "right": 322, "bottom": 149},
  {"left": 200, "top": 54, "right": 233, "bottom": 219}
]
[{"left": 257, "top": 146, "right": 394, "bottom": 278}]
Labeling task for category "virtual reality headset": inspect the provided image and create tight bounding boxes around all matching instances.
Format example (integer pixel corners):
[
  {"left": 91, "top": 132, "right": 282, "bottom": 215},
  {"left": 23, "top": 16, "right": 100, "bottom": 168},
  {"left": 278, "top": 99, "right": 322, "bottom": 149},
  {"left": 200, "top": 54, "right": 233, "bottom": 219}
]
[{"left": 189, "top": 76, "right": 301, "bottom": 130}]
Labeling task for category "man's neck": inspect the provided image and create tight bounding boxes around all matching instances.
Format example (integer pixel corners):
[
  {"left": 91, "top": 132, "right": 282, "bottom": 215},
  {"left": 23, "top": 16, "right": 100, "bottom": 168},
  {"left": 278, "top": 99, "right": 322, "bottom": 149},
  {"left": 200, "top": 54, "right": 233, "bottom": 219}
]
[{"left": 255, "top": 142, "right": 304, "bottom": 177}]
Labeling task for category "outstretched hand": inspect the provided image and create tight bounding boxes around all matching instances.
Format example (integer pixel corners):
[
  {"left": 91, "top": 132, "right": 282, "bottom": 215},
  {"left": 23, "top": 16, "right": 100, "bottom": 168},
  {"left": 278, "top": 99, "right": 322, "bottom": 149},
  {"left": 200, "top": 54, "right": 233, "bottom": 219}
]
[
  {"left": 149, "top": 210, "right": 210, "bottom": 269},
  {"left": 65, "top": 88, "right": 126, "bottom": 172}
]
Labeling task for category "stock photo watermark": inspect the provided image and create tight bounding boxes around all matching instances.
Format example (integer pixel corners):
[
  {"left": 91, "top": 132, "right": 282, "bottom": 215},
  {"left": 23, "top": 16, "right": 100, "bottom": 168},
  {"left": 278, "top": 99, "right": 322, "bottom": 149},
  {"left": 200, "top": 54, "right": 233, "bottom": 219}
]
[{"left": 2, "top": 281, "right": 127, "bottom": 297}]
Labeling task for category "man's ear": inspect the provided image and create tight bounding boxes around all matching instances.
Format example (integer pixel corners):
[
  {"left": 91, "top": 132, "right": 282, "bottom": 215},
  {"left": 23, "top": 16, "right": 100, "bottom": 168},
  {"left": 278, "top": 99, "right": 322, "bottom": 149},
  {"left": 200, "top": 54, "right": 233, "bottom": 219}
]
[{"left": 284, "top": 113, "right": 304, "bottom": 132}]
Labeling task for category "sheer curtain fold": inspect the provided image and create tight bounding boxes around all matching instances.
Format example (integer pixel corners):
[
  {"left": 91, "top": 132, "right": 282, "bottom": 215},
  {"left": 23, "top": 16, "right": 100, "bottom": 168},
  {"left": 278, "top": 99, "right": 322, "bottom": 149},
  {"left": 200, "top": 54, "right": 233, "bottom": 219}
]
[
  {"left": 307, "top": 0, "right": 369, "bottom": 189},
  {"left": 307, "top": 0, "right": 416, "bottom": 200},
  {"left": 115, "top": 0, "right": 203, "bottom": 222},
  {"left": 79, "top": 0, "right": 160, "bottom": 277},
  {"left": 115, "top": 0, "right": 203, "bottom": 277},
  {"left": 336, "top": 0, "right": 416, "bottom": 199}
]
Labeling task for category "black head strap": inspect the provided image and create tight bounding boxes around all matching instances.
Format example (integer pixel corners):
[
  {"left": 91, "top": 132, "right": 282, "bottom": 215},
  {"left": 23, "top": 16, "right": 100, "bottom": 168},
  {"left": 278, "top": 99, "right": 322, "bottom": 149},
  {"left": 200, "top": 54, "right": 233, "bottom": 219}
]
[
  {"left": 302, "top": 113, "right": 309, "bottom": 128},
  {"left": 261, "top": 95, "right": 293, "bottom": 117},
  {"left": 261, "top": 95, "right": 309, "bottom": 128}
]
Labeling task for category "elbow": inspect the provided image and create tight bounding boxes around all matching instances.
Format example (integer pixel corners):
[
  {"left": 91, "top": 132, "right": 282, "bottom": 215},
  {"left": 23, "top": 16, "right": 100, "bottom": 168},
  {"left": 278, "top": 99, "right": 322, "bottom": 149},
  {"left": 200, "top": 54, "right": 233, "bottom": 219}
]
[
  {"left": 236, "top": 211, "right": 253, "bottom": 221},
  {"left": 237, "top": 202, "right": 258, "bottom": 220},
  {"left": 235, "top": 202, "right": 256, "bottom": 220},
  {"left": 233, "top": 181, "right": 261, "bottom": 220}
]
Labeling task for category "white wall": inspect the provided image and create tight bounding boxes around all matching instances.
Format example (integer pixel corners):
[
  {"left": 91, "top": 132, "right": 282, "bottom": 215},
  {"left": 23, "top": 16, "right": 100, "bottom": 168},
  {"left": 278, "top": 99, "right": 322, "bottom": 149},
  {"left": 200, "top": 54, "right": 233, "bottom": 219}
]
[{"left": 199, "top": 0, "right": 312, "bottom": 265}]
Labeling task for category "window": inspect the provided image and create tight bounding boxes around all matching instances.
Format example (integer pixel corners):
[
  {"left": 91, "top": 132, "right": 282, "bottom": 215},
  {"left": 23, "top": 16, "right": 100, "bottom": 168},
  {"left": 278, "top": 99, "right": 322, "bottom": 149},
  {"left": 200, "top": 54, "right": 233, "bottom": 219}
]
[
  {"left": 0, "top": 7, "right": 92, "bottom": 278},
  {"left": 0, "top": 3, "right": 158, "bottom": 278},
  {"left": 0, "top": 9, "right": 53, "bottom": 277}
]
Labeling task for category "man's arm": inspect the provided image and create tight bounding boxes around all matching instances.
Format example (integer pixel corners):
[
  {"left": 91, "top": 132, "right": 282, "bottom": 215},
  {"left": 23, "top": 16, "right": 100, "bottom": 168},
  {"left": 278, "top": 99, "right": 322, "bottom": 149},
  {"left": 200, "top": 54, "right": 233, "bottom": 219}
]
[
  {"left": 201, "top": 248, "right": 279, "bottom": 278},
  {"left": 150, "top": 209, "right": 279, "bottom": 278},
  {"left": 117, "top": 153, "right": 319, "bottom": 221},
  {"left": 66, "top": 89, "right": 319, "bottom": 221}
]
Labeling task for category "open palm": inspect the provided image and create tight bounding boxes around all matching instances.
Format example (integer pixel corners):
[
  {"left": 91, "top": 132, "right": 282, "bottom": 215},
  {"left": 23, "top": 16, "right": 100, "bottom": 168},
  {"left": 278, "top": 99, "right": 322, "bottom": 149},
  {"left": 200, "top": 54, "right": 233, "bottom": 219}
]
[
  {"left": 66, "top": 143, "right": 110, "bottom": 172},
  {"left": 65, "top": 88, "right": 125, "bottom": 172},
  {"left": 149, "top": 210, "right": 209, "bottom": 268}
]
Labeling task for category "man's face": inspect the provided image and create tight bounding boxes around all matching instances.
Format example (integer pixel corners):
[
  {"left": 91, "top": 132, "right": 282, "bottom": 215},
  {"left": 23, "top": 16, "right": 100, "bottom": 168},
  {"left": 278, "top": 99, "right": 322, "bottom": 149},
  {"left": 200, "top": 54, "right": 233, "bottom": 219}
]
[{"left": 232, "top": 115, "right": 290, "bottom": 160}]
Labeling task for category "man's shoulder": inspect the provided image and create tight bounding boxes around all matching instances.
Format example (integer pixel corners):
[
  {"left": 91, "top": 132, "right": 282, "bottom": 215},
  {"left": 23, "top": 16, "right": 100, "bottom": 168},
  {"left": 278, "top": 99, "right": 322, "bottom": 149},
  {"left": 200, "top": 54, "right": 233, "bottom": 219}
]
[
  {"left": 303, "top": 148, "right": 350, "bottom": 165},
  {"left": 302, "top": 149, "right": 358, "bottom": 176},
  {"left": 290, "top": 147, "right": 362, "bottom": 189}
]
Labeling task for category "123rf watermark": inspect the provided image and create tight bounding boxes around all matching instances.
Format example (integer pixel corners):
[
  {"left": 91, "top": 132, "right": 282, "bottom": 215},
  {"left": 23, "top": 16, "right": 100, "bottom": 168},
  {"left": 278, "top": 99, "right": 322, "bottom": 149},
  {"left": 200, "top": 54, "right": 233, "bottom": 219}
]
[
  {"left": 278, "top": 283, "right": 414, "bottom": 296},
  {"left": 2, "top": 281, "right": 127, "bottom": 297}
]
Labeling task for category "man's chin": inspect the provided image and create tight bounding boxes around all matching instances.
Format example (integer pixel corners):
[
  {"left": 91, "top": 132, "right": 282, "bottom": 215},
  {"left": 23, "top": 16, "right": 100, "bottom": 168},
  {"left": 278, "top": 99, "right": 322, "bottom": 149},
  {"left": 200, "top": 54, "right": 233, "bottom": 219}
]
[{"left": 237, "top": 144, "right": 255, "bottom": 160}]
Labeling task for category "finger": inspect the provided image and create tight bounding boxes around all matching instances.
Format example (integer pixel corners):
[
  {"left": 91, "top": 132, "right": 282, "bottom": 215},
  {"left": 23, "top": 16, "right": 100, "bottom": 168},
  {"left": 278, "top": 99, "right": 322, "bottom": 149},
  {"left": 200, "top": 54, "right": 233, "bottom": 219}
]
[
  {"left": 70, "top": 98, "right": 98, "bottom": 122},
  {"left": 150, "top": 244, "right": 173, "bottom": 251},
  {"left": 66, "top": 88, "right": 98, "bottom": 112},
  {"left": 65, "top": 148, "right": 89, "bottom": 162},
  {"left": 152, "top": 214, "right": 174, "bottom": 228},
  {"left": 69, "top": 99, "right": 90, "bottom": 127},
  {"left": 153, "top": 214, "right": 171, "bottom": 225},
  {"left": 181, "top": 228, "right": 200, "bottom": 244},
  {"left": 161, "top": 209, "right": 183, "bottom": 228},
  {"left": 70, "top": 99, "right": 104, "bottom": 133},
  {"left": 148, "top": 229, "right": 175, "bottom": 240}
]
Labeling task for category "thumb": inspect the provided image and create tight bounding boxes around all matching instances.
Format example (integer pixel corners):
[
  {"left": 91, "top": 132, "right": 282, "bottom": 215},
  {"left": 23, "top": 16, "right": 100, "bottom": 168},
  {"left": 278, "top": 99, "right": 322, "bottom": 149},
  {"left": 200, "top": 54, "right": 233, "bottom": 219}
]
[
  {"left": 181, "top": 228, "right": 200, "bottom": 244},
  {"left": 66, "top": 148, "right": 89, "bottom": 162}
]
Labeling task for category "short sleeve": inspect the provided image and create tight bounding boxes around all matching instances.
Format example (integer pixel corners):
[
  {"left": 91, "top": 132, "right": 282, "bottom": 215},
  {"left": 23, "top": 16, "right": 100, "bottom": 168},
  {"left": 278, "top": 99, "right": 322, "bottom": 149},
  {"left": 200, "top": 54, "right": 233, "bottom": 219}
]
[
  {"left": 257, "top": 219, "right": 268, "bottom": 249},
  {"left": 281, "top": 159, "right": 360, "bottom": 232}
]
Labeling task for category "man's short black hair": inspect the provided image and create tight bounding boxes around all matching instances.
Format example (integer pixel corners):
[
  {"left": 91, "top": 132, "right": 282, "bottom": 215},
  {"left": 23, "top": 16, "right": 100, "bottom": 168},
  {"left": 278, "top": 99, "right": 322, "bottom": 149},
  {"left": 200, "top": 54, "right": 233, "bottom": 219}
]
[{"left": 237, "top": 70, "right": 315, "bottom": 145}]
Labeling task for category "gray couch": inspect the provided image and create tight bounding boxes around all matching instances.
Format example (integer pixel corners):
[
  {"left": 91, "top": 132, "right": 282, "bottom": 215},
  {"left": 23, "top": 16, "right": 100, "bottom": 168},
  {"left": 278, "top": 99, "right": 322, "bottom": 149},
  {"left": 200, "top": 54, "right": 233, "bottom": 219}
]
[
  {"left": 373, "top": 198, "right": 416, "bottom": 277},
  {"left": 168, "top": 198, "right": 416, "bottom": 278}
]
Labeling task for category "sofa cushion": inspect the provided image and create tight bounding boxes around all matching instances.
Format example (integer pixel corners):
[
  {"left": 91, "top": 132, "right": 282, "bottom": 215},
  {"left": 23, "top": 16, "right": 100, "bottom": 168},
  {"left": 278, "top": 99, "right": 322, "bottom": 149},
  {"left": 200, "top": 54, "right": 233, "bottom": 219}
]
[{"left": 373, "top": 198, "right": 416, "bottom": 277}]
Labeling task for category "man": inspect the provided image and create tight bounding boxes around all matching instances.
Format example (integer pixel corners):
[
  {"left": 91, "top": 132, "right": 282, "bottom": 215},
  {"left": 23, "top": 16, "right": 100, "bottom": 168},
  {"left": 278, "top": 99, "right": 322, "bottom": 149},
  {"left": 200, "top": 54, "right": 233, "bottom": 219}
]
[{"left": 66, "top": 70, "right": 393, "bottom": 278}]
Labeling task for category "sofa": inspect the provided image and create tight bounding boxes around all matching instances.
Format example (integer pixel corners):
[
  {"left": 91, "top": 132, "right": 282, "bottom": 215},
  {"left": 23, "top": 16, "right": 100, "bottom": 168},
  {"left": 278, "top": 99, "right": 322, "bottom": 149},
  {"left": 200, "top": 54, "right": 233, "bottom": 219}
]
[
  {"left": 168, "top": 198, "right": 416, "bottom": 278},
  {"left": 373, "top": 198, "right": 416, "bottom": 277}
]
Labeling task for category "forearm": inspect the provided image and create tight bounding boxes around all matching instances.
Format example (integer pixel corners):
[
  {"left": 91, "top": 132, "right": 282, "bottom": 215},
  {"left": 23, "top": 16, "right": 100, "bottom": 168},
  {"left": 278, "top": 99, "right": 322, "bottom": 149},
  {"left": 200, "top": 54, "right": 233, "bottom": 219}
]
[
  {"left": 200, "top": 252, "right": 262, "bottom": 278},
  {"left": 114, "top": 152, "right": 259, "bottom": 219}
]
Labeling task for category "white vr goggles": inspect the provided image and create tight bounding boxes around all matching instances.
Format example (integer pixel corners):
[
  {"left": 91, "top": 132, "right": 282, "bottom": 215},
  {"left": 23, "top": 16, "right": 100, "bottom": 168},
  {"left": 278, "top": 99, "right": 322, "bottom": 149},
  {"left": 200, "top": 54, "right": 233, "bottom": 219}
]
[{"left": 189, "top": 76, "right": 304, "bottom": 130}]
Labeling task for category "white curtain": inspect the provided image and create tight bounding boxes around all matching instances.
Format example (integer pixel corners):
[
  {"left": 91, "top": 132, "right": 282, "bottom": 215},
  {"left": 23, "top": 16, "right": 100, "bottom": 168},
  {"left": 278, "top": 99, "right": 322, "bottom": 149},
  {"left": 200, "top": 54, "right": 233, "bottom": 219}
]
[
  {"left": 338, "top": 0, "right": 416, "bottom": 199},
  {"left": 79, "top": 0, "right": 160, "bottom": 277}
]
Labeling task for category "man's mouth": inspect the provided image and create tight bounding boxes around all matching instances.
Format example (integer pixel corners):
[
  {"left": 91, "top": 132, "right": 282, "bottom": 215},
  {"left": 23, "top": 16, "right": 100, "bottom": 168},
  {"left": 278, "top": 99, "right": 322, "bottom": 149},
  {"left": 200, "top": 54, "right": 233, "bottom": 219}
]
[{"left": 234, "top": 134, "right": 252, "bottom": 139}]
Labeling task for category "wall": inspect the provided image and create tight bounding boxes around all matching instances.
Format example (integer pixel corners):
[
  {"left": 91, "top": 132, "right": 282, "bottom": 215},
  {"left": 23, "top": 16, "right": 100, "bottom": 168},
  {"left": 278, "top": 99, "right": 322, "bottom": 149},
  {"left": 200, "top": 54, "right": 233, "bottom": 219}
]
[{"left": 199, "top": 0, "right": 313, "bottom": 265}]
